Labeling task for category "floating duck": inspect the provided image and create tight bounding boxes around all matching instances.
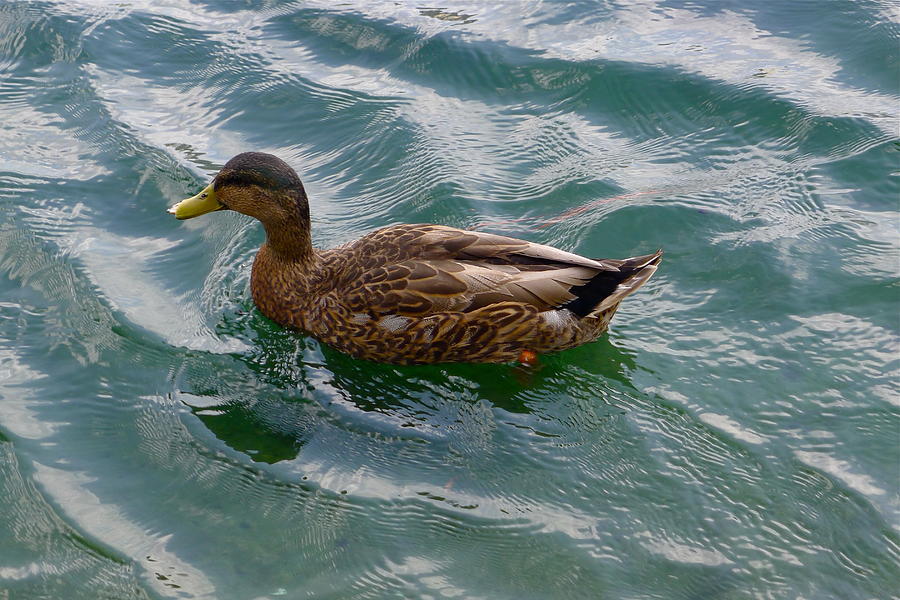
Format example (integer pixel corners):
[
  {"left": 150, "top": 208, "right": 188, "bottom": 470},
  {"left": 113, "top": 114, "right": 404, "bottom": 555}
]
[{"left": 169, "top": 152, "right": 661, "bottom": 364}]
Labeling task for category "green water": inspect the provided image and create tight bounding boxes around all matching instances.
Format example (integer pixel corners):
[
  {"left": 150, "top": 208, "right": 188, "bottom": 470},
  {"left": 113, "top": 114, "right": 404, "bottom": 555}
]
[{"left": 1, "top": 1, "right": 898, "bottom": 598}]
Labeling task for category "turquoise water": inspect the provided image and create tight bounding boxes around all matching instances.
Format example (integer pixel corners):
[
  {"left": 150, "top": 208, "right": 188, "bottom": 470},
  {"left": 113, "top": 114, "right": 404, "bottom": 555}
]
[{"left": 1, "top": 1, "right": 898, "bottom": 598}]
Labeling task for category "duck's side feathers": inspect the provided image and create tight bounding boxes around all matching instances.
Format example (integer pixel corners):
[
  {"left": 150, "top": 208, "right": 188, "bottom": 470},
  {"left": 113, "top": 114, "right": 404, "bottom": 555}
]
[
  {"left": 561, "top": 250, "right": 662, "bottom": 317},
  {"left": 343, "top": 257, "right": 598, "bottom": 316}
]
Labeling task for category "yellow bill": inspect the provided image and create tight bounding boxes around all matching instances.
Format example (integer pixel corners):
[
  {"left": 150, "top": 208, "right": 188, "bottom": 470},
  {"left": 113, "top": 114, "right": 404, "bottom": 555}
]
[{"left": 167, "top": 183, "right": 223, "bottom": 220}]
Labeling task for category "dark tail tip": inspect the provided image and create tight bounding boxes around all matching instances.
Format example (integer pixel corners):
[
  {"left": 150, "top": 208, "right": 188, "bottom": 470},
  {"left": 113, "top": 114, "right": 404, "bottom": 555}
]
[{"left": 562, "top": 250, "right": 662, "bottom": 318}]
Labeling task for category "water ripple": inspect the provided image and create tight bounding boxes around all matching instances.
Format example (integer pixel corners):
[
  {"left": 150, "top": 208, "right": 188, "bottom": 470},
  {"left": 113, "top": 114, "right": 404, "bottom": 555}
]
[{"left": 0, "top": 1, "right": 897, "bottom": 598}]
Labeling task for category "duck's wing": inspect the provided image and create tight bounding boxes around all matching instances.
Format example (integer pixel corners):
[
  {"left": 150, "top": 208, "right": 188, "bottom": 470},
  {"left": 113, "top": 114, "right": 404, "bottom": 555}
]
[
  {"left": 399, "top": 224, "right": 619, "bottom": 271},
  {"left": 334, "top": 225, "right": 650, "bottom": 318}
]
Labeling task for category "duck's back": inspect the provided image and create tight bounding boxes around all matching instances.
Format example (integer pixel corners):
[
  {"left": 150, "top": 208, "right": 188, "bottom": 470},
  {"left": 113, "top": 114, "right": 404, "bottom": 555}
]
[{"left": 260, "top": 224, "right": 661, "bottom": 364}]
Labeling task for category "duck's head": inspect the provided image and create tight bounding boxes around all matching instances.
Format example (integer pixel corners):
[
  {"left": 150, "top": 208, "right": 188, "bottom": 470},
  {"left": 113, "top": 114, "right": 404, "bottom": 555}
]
[{"left": 169, "top": 152, "right": 310, "bottom": 229}]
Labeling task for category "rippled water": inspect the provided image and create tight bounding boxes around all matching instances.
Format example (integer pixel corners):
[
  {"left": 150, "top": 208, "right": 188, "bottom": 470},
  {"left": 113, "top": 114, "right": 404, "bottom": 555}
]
[{"left": 1, "top": 1, "right": 898, "bottom": 598}]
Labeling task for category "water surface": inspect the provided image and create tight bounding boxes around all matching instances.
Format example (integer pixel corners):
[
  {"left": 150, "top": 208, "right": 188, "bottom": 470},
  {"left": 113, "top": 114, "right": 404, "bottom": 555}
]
[{"left": 0, "top": 1, "right": 898, "bottom": 598}]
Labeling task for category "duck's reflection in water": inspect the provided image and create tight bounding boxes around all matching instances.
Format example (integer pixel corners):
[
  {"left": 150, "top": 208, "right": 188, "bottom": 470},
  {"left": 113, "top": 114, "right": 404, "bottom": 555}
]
[{"left": 178, "top": 308, "right": 639, "bottom": 465}]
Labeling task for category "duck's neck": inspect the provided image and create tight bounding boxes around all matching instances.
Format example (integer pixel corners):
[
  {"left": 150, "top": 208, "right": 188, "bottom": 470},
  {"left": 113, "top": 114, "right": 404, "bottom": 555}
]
[
  {"left": 255, "top": 185, "right": 316, "bottom": 264},
  {"left": 251, "top": 221, "right": 317, "bottom": 331},
  {"left": 262, "top": 218, "right": 314, "bottom": 264}
]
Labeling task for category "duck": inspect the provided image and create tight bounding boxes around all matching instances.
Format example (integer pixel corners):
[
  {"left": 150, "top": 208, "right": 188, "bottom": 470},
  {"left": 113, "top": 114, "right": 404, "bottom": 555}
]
[{"left": 168, "top": 152, "right": 661, "bottom": 364}]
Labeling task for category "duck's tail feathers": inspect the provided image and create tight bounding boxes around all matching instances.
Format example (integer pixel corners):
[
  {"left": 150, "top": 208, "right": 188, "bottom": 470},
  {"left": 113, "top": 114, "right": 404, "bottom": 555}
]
[{"left": 561, "top": 250, "right": 662, "bottom": 318}]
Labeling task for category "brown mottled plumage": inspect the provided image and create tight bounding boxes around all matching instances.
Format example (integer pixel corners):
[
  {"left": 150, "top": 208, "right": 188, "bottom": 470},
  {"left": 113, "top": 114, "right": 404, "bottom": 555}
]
[{"left": 169, "top": 152, "right": 662, "bottom": 364}]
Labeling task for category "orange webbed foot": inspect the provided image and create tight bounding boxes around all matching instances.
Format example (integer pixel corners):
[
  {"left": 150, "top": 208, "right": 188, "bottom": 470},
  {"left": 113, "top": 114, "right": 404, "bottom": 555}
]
[{"left": 517, "top": 349, "right": 539, "bottom": 366}]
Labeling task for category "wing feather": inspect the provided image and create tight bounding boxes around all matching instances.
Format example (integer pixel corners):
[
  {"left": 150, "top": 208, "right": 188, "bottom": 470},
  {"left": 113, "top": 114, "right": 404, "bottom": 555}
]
[
  {"left": 332, "top": 224, "right": 619, "bottom": 317},
  {"left": 419, "top": 226, "right": 619, "bottom": 271}
]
